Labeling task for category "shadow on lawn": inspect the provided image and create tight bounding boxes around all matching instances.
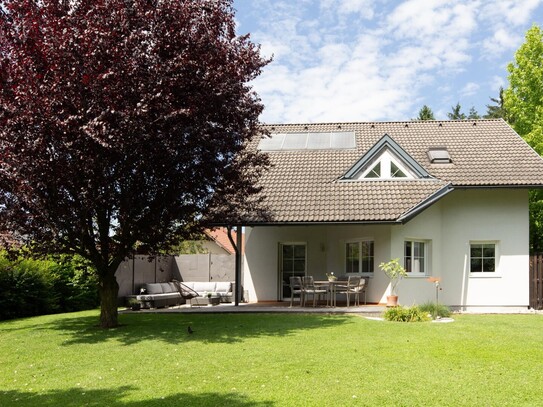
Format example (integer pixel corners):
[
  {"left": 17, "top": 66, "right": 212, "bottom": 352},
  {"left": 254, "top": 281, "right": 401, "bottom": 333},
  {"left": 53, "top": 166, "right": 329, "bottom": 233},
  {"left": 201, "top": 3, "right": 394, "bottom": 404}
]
[
  {"left": 0, "top": 387, "right": 274, "bottom": 407},
  {"left": 42, "top": 313, "right": 353, "bottom": 346}
]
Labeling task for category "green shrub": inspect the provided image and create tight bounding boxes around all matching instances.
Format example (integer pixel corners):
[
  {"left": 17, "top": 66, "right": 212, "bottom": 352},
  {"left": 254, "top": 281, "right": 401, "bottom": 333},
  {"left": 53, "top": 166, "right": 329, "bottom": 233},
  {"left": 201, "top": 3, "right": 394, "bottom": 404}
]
[
  {"left": 384, "top": 305, "right": 430, "bottom": 322},
  {"left": 418, "top": 302, "right": 452, "bottom": 318},
  {"left": 0, "top": 257, "right": 54, "bottom": 319},
  {"left": 0, "top": 253, "right": 99, "bottom": 320}
]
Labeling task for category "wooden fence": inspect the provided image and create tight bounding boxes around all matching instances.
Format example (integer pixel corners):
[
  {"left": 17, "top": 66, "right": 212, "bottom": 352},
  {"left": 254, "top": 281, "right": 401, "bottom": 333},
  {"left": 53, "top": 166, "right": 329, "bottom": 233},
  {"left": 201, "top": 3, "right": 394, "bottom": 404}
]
[{"left": 530, "top": 254, "right": 543, "bottom": 310}]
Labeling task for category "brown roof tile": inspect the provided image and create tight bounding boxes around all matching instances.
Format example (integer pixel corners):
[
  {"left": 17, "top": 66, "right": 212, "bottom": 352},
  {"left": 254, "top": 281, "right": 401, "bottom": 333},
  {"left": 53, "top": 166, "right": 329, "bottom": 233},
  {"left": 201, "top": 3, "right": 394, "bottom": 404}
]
[{"left": 244, "top": 119, "right": 543, "bottom": 224}]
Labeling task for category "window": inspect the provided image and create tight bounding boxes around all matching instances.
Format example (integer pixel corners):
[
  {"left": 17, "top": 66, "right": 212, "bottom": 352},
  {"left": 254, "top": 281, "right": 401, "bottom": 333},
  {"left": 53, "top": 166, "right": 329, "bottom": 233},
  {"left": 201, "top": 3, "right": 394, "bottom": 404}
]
[
  {"left": 359, "top": 150, "right": 414, "bottom": 180},
  {"left": 470, "top": 243, "right": 496, "bottom": 273},
  {"left": 345, "top": 240, "right": 374, "bottom": 274},
  {"left": 404, "top": 240, "right": 427, "bottom": 275}
]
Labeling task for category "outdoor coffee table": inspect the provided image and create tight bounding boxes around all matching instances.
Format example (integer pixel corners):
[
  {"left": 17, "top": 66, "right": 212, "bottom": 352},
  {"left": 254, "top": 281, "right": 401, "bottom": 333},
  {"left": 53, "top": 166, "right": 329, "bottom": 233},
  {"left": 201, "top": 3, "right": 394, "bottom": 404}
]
[{"left": 189, "top": 295, "right": 221, "bottom": 307}]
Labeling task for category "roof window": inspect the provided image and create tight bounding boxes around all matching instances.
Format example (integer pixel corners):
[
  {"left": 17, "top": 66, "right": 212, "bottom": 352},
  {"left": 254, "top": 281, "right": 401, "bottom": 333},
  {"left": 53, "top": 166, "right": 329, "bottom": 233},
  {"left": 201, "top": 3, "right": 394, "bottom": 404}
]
[{"left": 427, "top": 147, "right": 452, "bottom": 164}]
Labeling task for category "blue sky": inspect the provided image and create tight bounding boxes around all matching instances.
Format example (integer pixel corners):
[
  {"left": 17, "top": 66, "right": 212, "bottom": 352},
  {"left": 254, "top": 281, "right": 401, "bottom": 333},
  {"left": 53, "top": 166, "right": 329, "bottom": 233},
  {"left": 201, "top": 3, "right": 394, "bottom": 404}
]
[{"left": 233, "top": 0, "right": 543, "bottom": 123}]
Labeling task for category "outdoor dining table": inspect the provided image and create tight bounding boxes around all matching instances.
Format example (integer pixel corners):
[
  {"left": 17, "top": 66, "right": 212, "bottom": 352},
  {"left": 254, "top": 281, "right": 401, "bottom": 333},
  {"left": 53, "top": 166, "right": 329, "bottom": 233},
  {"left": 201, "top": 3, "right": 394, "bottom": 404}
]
[{"left": 314, "top": 280, "right": 343, "bottom": 307}]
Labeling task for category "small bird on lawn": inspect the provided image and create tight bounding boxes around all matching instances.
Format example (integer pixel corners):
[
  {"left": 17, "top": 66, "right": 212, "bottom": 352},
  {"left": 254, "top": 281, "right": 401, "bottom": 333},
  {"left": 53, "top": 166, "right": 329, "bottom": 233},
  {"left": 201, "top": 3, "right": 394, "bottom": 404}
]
[{"left": 187, "top": 326, "right": 194, "bottom": 334}]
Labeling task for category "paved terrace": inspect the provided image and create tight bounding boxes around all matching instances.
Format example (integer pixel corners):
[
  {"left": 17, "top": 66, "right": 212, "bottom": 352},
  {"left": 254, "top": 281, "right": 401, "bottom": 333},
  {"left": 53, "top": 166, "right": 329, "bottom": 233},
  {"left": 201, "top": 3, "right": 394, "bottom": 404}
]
[{"left": 121, "top": 302, "right": 387, "bottom": 316}]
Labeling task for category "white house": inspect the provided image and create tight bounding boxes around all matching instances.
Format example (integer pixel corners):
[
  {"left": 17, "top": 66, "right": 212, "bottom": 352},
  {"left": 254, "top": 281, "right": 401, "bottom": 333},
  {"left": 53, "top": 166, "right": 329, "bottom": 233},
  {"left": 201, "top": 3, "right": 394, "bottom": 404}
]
[{"left": 235, "top": 120, "right": 543, "bottom": 311}]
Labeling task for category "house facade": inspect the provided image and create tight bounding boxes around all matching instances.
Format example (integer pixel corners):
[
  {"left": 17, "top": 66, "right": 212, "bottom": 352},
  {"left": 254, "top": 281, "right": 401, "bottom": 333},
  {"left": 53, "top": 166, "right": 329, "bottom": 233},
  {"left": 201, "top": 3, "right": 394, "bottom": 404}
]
[{"left": 238, "top": 120, "right": 543, "bottom": 311}]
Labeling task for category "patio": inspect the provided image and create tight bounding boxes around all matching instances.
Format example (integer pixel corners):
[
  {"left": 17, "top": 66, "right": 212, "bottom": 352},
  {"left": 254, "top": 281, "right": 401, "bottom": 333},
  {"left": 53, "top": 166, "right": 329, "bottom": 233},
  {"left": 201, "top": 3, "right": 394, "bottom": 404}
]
[{"left": 121, "top": 301, "right": 387, "bottom": 315}]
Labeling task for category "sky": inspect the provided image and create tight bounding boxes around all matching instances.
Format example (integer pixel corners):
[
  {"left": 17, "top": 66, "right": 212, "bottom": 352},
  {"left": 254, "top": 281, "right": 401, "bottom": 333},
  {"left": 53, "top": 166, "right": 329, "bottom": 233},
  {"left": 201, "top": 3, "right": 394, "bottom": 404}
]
[{"left": 233, "top": 0, "right": 543, "bottom": 124}]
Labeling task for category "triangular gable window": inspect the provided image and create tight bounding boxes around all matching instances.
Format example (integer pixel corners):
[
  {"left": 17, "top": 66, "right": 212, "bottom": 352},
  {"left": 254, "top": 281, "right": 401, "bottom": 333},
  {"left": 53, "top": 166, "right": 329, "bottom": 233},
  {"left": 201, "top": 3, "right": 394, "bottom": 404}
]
[
  {"left": 365, "top": 162, "right": 381, "bottom": 178},
  {"left": 342, "top": 134, "right": 431, "bottom": 181},
  {"left": 358, "top": 150, "right": 414, "bottom": 180}
]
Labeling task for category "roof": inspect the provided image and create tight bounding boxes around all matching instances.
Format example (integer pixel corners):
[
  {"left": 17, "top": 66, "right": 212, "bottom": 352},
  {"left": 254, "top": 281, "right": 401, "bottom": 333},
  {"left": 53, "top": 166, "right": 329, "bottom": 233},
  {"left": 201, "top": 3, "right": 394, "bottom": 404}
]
[
  {"left": 242, "top": 119, "right": 543, "bottom": 224},
  {"left": 204, "top": 228, "right": 243, "bottom": 255}
]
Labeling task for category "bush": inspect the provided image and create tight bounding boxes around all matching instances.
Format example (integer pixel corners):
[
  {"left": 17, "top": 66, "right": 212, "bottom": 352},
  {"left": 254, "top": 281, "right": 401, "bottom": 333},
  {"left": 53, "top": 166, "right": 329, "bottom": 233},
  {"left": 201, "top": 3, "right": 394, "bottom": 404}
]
[
  {"left": 0, "top": 257, "right": 53, "bottom": 319},
  {"left": 418, "top": 302, "right": 452, "bottom": 318},
  {"left": 384, "top": 305, "right": 430, "bottom": 322},
  {"left": 0, "top": 253, "right": 99, "bottom": 320}
]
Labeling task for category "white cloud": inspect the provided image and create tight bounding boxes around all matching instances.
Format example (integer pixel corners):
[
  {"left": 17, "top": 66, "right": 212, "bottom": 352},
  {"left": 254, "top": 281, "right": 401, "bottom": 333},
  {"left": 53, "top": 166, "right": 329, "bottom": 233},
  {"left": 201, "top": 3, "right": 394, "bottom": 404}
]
[
  {"left": 460, "top": 82, "right": 480, "bottom": 97},
  {"left": 481, "top": 28, "right": 522, "bottom": 58},
  {"left": 476, "top": 0, "right": 543, "bottom": 60},
  {"left": 320, "top": 0, "right": 375, "bottom": 19},
  {"left": 481, "top": 0, "right": 543, "bottom": 27},
  {"left": 236, "top": 0, "right": 543, "bottom": 123},
  {"left": 489, "top": 75, "right": 506, "bottom": 92}
]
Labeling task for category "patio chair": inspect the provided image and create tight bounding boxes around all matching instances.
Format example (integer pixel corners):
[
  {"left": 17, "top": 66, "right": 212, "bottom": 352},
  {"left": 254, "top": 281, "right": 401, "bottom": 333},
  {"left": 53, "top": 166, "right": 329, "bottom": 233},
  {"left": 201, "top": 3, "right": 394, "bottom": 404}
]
[
  {"left": 301, "top": 276, "right": 327, "bottom": 307},
  {"left": 359, "top": 278, "right": 368, "bottom": 304},
  {"left": 336, "top": 276, "right": 362, "bottom": 307},
  {"left": 172, "top": 280, "right": 199, "bottom": 302},
  {"left": 289, "top": 276, "right": 304, "bottom": 307}
]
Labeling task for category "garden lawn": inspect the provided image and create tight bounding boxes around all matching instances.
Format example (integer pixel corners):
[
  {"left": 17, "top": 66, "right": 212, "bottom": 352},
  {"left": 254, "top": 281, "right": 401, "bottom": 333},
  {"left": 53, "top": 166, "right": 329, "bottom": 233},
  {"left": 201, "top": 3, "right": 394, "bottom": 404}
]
[{"left": 1, "top": 311, "right": 543, "bottom": 406}]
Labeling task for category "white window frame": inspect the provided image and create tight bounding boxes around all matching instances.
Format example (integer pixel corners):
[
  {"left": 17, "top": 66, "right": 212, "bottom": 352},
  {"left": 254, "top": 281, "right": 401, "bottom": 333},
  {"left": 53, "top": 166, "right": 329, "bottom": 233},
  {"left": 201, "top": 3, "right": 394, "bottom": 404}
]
[
  {"left": 404, "top": 239, "right": 429, "bottom": 276},
  {"left": 345, "top": 239, "right": 374, "bottom": 275},
  {"left": 358, "top": 150, "right": 415, "bottom": 180},
  {"left": 469, "top": 241, "right": 499, "bottom": 276}
]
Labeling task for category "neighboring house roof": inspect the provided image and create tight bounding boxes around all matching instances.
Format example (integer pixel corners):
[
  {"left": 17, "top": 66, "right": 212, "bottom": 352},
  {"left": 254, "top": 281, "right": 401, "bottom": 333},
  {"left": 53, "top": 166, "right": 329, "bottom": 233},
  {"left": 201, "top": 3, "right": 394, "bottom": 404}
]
[
  {"left": 243, "top": 119, "right": 543, "bottom": 224},
  {"left": 204, "top": 228, "right": 243, "bottom": 255}
]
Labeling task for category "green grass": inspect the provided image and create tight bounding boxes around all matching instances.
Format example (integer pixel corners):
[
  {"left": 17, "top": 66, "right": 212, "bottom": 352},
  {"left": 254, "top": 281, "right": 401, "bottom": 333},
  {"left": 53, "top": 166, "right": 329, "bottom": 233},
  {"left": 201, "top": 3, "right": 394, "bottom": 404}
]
[{"left": 1, "top": 311, "right": 543, "bottom": 406}]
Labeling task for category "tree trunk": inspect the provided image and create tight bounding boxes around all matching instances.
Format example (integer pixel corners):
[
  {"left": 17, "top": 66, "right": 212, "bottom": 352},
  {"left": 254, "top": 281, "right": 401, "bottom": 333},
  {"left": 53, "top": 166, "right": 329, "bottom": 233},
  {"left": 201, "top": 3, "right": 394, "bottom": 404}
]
[{"left": 99, "top": 268, "right": 120, "bottom": 328}]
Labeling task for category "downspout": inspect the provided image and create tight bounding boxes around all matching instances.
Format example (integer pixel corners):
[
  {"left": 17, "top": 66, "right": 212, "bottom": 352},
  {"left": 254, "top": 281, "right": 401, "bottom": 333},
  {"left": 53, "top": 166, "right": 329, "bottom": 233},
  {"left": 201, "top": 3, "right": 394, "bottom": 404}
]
[{"left": 227, "top": 225, "right": 242, "bottom": 306}]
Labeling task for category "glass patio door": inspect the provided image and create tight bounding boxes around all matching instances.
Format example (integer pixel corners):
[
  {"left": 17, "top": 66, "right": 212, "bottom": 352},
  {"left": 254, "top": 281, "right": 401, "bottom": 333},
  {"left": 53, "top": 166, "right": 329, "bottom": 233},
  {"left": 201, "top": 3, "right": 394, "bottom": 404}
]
[{"left": 280, "top": 243, "right": 306, "bottom": 299}]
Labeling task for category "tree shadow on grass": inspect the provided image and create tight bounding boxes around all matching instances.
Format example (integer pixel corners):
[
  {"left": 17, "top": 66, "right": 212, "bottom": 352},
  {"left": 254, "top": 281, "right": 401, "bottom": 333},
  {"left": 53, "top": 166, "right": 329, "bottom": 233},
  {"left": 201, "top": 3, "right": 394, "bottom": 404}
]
[
  {"left": 38, "top": 312, "right": 354, "bottom": 346},
  {"left": 0, "top": 386, "right": 274, "bottom": 407}
]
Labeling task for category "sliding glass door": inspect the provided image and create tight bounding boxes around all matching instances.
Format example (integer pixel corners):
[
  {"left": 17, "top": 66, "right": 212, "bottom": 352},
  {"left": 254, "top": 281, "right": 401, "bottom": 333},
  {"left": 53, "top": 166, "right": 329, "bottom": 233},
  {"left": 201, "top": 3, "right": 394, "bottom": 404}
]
[{"left": 280, "top": 243, "right": 306, "bottom": 299}]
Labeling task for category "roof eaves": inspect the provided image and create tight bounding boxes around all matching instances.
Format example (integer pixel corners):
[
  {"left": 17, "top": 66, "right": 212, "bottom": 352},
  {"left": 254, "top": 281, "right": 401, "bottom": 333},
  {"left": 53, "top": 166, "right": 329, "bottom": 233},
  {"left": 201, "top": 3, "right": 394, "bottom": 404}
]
[{"left": 397, "top": 183, "right": 454, "bottom": 223}]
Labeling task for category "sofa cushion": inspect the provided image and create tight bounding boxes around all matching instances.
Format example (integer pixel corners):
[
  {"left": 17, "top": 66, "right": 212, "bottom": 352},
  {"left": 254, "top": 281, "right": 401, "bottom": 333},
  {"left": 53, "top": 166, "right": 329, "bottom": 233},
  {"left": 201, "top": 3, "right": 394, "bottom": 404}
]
[
  {"left": 144, "top": 283, "right": 163, "bottom": 294},
  {"left": 160, "top": 282, "right": 173, "bottom": 293},
  {"left": 193, "top": 282, "right": 215, "bottom": 293},
  {"left": 214, "top": 282, "right": 231, "bottom": 293},
  {"left": 167, "top": 282, "right": 179, "bottom": 293},
  {"left": 137, "top": 292, "right": 180, "bottom": 301}
]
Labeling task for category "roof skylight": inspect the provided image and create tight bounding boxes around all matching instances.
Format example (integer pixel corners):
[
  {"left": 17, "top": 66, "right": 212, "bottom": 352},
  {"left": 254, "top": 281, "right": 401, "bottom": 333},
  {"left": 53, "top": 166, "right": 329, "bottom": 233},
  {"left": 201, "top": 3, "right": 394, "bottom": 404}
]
[
  {"left": 258, "top": 131, "right": 356, "bottom": 151},
  {"left": 427, "top": 147, "right": 452, "bottom": 163}
]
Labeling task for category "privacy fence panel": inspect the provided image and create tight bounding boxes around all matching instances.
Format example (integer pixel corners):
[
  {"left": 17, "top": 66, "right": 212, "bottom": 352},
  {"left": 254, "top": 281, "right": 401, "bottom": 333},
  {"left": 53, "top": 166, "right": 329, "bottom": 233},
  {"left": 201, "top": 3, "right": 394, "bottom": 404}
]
[{"left": 530, "top": 254, "right": 543, "bottom": 310}]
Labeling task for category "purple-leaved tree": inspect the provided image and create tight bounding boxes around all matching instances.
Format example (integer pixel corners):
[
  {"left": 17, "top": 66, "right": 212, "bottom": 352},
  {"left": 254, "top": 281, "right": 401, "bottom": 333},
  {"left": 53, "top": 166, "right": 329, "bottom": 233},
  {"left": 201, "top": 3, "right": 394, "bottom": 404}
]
[{"left": 0, "top": 0, "right": 269, "bottom": 328}]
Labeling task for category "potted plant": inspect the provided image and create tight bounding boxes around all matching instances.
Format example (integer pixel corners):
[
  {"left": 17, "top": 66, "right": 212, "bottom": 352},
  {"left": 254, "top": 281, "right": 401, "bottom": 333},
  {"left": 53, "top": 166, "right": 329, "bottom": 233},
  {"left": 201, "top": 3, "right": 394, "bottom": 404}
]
[
  {"left": 326, "top": 272, "right": 337, "bottom": 281},
  {"left": 127, "top": 298, "right": 141, "bottom": 311},
  {"left": 379, "top": 258, "right": 407, "bottom": 307}
]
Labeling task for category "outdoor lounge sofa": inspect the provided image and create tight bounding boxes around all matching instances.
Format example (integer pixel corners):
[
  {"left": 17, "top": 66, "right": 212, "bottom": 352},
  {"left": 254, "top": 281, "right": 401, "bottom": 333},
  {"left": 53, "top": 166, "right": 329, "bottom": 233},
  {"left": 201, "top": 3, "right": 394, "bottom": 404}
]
[{"left": 136, "top": 281, "right": 234, "bottom": 308}]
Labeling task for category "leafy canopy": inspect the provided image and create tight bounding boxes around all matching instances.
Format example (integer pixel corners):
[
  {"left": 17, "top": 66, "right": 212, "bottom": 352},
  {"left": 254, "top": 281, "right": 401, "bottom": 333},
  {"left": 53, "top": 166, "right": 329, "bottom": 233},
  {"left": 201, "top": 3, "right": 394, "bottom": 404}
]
[
  {"left": 503, "top": 24, "right": 543, "bottom": 253},
  {"left": 415, "top": 105, "right": 435, "bottom": 121},
  {"left": 0, "top": 0, "right": 269, "bottom": 327},
  {"left": 504, "top": 24, "right": 543, "bottom": 154}
]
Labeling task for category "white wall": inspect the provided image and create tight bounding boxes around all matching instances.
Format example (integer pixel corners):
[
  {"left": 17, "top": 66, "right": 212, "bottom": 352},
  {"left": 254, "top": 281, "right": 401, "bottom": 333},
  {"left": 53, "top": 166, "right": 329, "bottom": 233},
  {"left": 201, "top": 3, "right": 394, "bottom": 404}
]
[
  {"left": 244, "top": 189, "right": 530, "bottom": 308},
  {"left": 439, "top": 189, "right": 529, "bottom": 309}
]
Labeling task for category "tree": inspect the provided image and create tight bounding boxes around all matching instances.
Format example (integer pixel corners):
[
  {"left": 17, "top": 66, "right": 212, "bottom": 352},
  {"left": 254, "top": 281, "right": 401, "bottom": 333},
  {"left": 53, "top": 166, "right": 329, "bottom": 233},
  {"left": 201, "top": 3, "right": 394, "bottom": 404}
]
[
  {"left": 504, "top": 24, "right": 543, "bottom": 154},
  {"left": 415, "top": 105, "right": 435, "bottom": 120},
  {"left": 447, "top": 103, "right": 479, "bottom": 120},
  {"left": 467, "top": 106, "right": 480, "bottom": 119},
  {"left": 503, "top": 24, "right": 543, "bottom": 253},
  {"left": 0, "top": 0, "right": 270, "bottom": 328},
  {"left": 484, "top": 87, "right": 506, "bottom": 119},
  {"left": 447, "top": 103, "right": 467, "bottom": 120}
]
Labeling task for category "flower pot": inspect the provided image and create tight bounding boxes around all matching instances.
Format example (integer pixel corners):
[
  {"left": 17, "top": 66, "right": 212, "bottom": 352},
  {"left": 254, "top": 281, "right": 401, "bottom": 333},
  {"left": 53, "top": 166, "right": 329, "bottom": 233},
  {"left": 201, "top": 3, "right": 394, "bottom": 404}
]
[{"left": 386, "top": 295, "right": 398, "bottom": 307}]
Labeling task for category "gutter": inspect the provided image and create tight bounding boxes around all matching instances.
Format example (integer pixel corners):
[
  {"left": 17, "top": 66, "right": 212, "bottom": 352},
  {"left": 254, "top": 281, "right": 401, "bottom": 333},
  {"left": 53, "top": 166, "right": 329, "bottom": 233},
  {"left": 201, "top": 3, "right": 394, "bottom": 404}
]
[{"left": 396, "top": 183, "right": 454, "bottom": 223}]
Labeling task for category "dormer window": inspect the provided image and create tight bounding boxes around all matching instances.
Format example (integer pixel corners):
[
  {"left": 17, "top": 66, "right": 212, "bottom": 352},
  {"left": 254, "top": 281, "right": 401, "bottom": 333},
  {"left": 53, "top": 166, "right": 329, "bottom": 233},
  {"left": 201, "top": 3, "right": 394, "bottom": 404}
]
[
  {"left": 358, "top": 150, "right": 414, "bottom": 180},
  {"left": 342, "top": 134, "right": 432, "bottom": 181}
]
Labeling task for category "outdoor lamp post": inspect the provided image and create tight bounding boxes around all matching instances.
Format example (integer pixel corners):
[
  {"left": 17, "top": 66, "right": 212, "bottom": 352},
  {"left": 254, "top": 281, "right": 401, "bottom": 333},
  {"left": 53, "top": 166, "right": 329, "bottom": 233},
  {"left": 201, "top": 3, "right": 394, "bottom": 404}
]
[{"left": 427, "top": 277, "right": 442, "bottom": 320}]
